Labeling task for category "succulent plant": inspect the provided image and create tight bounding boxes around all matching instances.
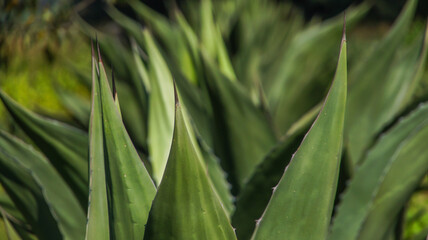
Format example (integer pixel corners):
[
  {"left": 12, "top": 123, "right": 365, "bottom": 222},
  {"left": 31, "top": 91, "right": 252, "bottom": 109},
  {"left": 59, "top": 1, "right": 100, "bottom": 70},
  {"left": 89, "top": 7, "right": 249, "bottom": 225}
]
[{"left": 0, "top": 0, "right": 428, "bottom": 239}]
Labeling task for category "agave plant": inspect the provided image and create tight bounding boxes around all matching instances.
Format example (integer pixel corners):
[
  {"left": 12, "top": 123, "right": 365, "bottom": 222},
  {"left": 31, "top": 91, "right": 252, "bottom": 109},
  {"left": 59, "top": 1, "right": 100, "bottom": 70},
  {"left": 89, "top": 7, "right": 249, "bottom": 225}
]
[{"left": 0, "top": 0, "right": 428, "bottom": 239}]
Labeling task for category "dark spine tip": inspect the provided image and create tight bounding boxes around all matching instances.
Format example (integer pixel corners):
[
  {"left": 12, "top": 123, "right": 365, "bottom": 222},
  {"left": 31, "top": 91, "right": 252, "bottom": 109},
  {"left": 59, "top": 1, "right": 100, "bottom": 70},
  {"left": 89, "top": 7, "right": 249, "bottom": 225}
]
[
  {"left": 112, "top": 68, "right": 117, "bottom": 100},
  {"left": 342, "top": 11, "right": 347, "bottom": 42},
  {"left": 172, "top": 79, "right": 179, "bottom": 106},
  {"left": 96, "top": 36, "right": 103, "bottom": 63},
  {"left": 91, "top": 38, "right": 100, "bottom": 75}
]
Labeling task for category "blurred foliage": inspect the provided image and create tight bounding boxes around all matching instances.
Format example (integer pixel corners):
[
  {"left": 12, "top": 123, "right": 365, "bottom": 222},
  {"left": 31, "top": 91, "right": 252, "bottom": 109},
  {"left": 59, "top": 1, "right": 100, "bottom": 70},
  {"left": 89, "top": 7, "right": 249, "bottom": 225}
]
[{"left": 0, "top": 0, "right": 90, "bottom": 128}]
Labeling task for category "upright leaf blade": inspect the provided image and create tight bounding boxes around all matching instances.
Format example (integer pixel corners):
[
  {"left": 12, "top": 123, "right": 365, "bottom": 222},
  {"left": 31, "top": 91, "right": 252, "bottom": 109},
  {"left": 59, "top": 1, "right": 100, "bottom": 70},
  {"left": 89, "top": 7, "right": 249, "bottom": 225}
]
[
  {"left": 252, "top": 29, "right": 347, "bottom": 240},
  {"left": 85, "top": 43, "right": 109, "bottom": 240},
  {"left": 144, "top": 88, "right": 236, "bottom": 240},
  {"left": 143, "top": 31, "right": 175, "bottom": 184},
  {"left": 97, "top": 49, "right": 157, "bottom": 239}
]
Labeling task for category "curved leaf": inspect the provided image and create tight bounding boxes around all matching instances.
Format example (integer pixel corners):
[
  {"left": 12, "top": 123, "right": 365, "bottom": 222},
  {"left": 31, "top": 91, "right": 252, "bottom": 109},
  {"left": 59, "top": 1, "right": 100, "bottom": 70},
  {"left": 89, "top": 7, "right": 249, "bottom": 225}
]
[
  {"left": 0, "top": 130, "right": 86, "bottom": 240},
  {"left": 330, "top": 103, "right": 428, "bottom": 240},
  {"left": 0, "top": 90, "right": 88, "bottom": 208},
  {"left": 345, "top": 0, "right": 419, "bottom": 166}
]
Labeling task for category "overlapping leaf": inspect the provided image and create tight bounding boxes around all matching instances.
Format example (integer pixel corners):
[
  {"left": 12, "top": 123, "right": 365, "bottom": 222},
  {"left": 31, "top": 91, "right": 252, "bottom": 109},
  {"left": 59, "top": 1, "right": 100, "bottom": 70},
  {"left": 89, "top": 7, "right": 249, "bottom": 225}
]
[
  {"left": 0, "top": 90, "right": 88, "bottom": 208},
  {"left": 202, "top": 53, "right": 276, "bottom": 189},
  {"left": 330, "top": 102, "right": 428, "bottom": 240},
  {"left": 0, "top": 130, "right": 86, "bottom": 240},
  {"left": 85, "top": 44, "right": 156, "bottom": 240},
  {"left": 345, "top": 0, "right": 420, "bottom": 166}
]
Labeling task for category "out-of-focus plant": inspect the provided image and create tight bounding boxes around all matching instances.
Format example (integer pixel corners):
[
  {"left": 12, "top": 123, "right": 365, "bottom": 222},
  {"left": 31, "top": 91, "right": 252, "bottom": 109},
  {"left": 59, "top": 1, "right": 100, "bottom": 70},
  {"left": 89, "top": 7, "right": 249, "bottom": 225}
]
[
  {"left": 0, "top": 0, "right": 428, "bottom": 239},
  {"left": 0, "top": 0, "right": 89, "bottom": 127}
]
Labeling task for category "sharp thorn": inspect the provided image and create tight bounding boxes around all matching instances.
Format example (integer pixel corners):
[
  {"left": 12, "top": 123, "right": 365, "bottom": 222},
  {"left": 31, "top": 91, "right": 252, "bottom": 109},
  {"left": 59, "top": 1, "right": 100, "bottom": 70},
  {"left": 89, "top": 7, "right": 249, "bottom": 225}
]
[
  {"left": 342, "top": 11, "right": 347, "bottom": 42},
  {"left": 172, "top": 78, "right": 179, "bottom": 106},
  {"left": 96, "top": 36, "right": 103, "bottom": 64}
]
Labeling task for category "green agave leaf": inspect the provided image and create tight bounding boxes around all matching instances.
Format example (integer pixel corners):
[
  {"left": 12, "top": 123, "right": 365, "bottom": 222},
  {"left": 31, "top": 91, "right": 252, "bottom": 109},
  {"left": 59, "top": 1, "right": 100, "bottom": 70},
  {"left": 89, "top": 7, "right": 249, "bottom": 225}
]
[
  {"left": 0, "top": 90, "right": 88, "bottom": 209},
  {"left": 233, "top": 1, "right": 304, "bottom": 101},
  {"left": 85, "top": 43, "right": 109, "bottom": 240},
  {"left": 79, "top": 18, "right": 150, "bottom": 152},
  {"left": 130, "top": 1, "right": 198, "bottom": 84},
  {"left": 202, "top": 53, "right": 276, "bottom": 188},
  {"left": 131, "top": 38, "right": 151, "bottom": 92},
  {"left": 86, "top": 45, "right": 156, "bottom": 240},
  {"left": 0, "top": 177, "right": 54, "bottom": 239},
  {"left": 232, "top": 103, "right": 320, "bottom": 239},
  {"left": 199, "top": 141, "right": 234, "bottom": 216},
  {"left": 106, "top": 6, "right": 144, "bottom": 45},
  {"left": 252, "top": 30, "right": 347, "bottom": 240},
  {"left": 56, "top": 88, "right": 90, "bottom": 127},
  {"left": 144, "top": 87, "right": 236, "bottom": 240},
  {"left": 0, "top": 187, "right": 25, "bottom": 225},
  {"left": 199, "top": 0, "right": 236, "bottom": 82},
  {"left": 0, "top": 130, "right": 86, "bottom": 240},
  {"left": 329, "top": 103, "right": 428, "bottom": 240},
  {"left": 345, "top": 0, "right": 419, "bottom": 166},
  {"left": 232, "top": 127, "right": 307, "bottom": 240},
  {"left": 173, "top": 9, "right": 204, "bottom": 85},
  {"left": 265, "top": 4, "right": 367, "bottom": 135},
  {"left": 1, "top": 210, "right": 22, "bottom": 240},
  {"left": 143, "top": 30, "right": 175, "bottom": 184},
  {"left": 173, "top": 68, "right": 213, "bottom": 147}
]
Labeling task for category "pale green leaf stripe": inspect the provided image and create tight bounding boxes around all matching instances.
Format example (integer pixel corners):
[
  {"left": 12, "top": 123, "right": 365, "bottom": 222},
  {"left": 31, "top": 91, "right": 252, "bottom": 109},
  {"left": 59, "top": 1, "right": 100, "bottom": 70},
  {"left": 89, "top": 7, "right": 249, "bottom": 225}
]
[
  {"left": 252, "top": 33, "right": 347, "bottom": 240},
  {"left": 329, "top": 103, "right": 428, "bottom": 240},
  {"left": 144, "top": 94, "right": 236, "bottom": 240},
  {"left": 1, "top": 210, "right": 21, "bottom": 240},
  {"left": 0, "top": 130, "right": 86, "bottom": 240},
  {"left": 345, "top": 0, "right": 418, "bottom": 166},
  {"left": 98, "top": 57, "right": 156, "bottom": 239},
  {"left": 0, "top": 90, "right": 88, "bottom": 208},
  {"left": 200, "top": 0, "right": 236, "bottom": 81},
  {"left": 143, "top": 30, "right": 175, "bottom": 184},
  {"left": 85, "top": 44, "right": 109, "bottom": 240}
]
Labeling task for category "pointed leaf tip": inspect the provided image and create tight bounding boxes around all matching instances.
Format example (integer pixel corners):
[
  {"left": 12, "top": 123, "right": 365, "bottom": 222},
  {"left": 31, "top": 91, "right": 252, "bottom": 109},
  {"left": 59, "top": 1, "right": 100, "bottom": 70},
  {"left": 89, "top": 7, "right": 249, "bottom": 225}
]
[
  {"left": 96, "top": 39, "right": 103, "bottom": 64},
  {"left": 173, "top": 79, "right": 179, "bottom": 106},
  {"left": 342, "top": 12, "right": 347, "bottom": 42}
]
